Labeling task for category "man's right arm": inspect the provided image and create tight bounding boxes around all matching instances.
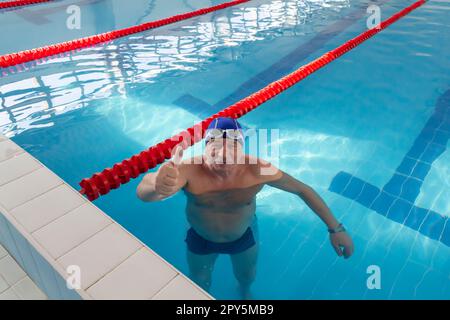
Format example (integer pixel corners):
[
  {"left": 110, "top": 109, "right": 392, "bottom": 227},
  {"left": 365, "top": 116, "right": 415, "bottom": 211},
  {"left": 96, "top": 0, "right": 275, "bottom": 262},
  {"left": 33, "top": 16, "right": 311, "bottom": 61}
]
[
  {"left": 136, "top": 161, "right": 187, "bottom": 202},
  {"left": 136, "top": 172, "right": 164, "bottom": 202}
]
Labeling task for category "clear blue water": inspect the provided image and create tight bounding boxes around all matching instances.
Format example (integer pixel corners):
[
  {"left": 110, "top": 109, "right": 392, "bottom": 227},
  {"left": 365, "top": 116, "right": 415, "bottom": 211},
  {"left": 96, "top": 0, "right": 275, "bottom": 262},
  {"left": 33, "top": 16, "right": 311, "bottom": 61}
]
[{"left": 1, "top": 0, "right": 449, "bottom": 299}]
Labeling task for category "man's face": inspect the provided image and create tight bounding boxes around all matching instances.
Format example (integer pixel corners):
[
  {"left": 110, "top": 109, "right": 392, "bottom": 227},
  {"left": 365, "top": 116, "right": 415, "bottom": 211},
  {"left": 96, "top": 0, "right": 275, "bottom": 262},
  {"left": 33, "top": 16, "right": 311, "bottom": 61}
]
[{"left": 204, "top": 138, "right": 245, "bottom": 173}]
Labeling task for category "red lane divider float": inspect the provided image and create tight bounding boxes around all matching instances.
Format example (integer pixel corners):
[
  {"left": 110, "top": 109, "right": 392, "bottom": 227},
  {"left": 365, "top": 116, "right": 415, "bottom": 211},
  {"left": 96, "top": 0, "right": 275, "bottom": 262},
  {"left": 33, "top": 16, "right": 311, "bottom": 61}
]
[
  {"left": 0, "top": 0, "right": 250, "bottom": 68},
  {"left": 79, "top": 0, "right": 426, "bottom": 201},
  {"left": 0, "top": 0, "right": 51, "bottom": 9}
]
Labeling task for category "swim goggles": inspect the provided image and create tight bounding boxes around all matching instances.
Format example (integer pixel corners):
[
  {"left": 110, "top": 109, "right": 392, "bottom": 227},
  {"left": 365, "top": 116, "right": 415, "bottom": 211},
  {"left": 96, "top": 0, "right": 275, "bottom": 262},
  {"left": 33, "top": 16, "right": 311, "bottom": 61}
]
[{"left": 204, "top": 128, "right": 245, "bottom": 145}]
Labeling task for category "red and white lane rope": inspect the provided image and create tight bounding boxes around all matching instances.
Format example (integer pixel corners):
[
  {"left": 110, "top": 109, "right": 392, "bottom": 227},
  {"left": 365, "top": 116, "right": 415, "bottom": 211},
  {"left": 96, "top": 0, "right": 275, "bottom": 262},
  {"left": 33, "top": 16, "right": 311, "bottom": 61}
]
[
  {"left": 76, "top": 0, "right": 427, "bottom": 201},
  {"left": 0, "top": 0, "right": 250, "bottom": 68}
]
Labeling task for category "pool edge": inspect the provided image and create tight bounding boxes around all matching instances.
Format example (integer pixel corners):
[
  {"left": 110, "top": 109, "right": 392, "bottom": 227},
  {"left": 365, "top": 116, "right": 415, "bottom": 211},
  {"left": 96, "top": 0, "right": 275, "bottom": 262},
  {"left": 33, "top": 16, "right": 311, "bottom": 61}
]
[{"left": 0, "top": 134, "right": 212, "bottom": 300}]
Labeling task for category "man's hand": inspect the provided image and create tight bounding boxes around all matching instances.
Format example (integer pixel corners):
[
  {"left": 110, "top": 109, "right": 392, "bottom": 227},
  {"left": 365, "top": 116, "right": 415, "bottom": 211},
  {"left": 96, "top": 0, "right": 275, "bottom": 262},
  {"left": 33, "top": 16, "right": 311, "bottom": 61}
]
[
  {"left": 330, "top": 232, "right": 354, "bottom": 259},
  {"left": 266, "top": 170, "right": 355, "bottom": 259},
  {"left": 154, "top": 146, "right": 183, "bottom": 197},
  {"left": 155, "top": 162, "right": 180, "bottom": 197},
  {"left": 137, "top": 146, "right": 185, "bottom": 201}
]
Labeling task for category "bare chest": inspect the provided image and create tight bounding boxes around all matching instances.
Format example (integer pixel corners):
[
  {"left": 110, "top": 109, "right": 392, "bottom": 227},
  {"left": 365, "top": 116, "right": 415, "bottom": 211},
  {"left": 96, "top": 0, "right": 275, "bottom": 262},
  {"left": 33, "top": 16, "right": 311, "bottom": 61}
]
[{"left": 185, "top": 185, "right": 263, "bottom": 208}]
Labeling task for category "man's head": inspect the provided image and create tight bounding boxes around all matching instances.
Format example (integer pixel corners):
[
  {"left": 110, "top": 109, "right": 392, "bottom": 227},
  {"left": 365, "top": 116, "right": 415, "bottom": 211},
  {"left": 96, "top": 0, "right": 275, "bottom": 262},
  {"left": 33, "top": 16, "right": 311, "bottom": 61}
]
[{"left": 203, "top": 117, "right": 245, "bottom": 172}]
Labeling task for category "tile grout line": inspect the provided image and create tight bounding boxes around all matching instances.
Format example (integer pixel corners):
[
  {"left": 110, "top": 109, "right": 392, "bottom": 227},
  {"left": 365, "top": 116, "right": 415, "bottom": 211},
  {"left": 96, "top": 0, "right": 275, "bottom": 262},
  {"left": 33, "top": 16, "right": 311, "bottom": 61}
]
[
  {"left": 30, "top": 200, "right": 99, "bottom": 235},
  {"left": 47, "top": 219, "right": 114, "bottom": 261},
  {"left": 84, "top": 245, "right": 144, "bottom": 291},
  {"left": 9, "top": 274, "right": 28, "bottom": 288},
  {"left": 10, "top": 275, "right": 45, "bottom": 300},
  {"left": 23, "top": 199, "right": 86, "bottom": 234},
  {"left": 0, "top": 162, "right": 42, "bottom": 188},
  {"left": 148, "top": 273, "right": 180, "bottom": 300},
  {"left": 54, "top": 221, "right": 115, "bottom": 262},
  {"left": 0, "top": 273, "right": 9, "bottom": 294},
  {"left": 0, "top": 149, "right": 25, "bottom": 164},
  {"left": 5, "top": 180, "right": 65, "bottom": 212},
  {"left": 0, "top": 249, "right": 33, "bottom": 289}
]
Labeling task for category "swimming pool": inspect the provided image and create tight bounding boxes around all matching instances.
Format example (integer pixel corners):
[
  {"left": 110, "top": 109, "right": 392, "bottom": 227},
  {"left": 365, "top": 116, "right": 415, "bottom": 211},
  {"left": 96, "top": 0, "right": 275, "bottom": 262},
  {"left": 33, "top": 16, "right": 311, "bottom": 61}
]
[{"left": 1, "top": 0, "right": 449, "bottom": 299}]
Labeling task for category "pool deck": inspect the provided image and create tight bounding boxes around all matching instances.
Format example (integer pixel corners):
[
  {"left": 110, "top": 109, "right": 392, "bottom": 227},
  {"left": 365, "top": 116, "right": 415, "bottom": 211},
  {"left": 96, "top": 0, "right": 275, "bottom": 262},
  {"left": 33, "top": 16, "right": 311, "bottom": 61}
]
[{"left": 0, "top": 134, "right": 211, "bottom": 300}]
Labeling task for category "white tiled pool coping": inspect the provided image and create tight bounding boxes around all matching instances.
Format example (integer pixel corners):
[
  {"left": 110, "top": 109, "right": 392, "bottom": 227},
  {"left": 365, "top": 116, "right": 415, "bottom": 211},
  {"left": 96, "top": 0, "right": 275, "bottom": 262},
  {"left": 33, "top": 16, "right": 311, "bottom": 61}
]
[
  {"left": 0, "top": 134, "right": 212, "bottom": 300},
  {"left": 0, "top": 243, "right": 47, "bottom": 300}
]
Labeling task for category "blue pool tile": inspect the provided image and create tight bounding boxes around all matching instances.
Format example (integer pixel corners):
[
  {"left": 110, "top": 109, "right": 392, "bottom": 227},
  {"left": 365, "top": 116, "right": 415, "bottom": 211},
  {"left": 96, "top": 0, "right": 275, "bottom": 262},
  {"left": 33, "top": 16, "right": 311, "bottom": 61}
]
[
  {"left": 173, "top": 93, "right": 214, "bottom": 118},
  {"left": 396, "top": 157, "right": 417, "bottom": 176},
  {"left": 441, "top": 125, "right": 450, "bottom": 134},
  {"left": 342, "top": 177, "right": 365, "bottom": 199},
  {"left": 355, "top": 183, "right": 380, "bottom": 207},
  {"left": 370, "top": 191, "right": 395, "bottom": 215},
  {"left": 420, "top": 142, "right": 446, "bottom": 163},
  {"left": 418, "top": 127, "right": 436, "bottom": 142},
  {"left": 243, "top": 80, "right": 271, "bottom": 97},
  {"left": 404, "top": 207, "right": 428, "bottom": 230},
  {"left": 215, "top": 97, "right": 238, "bottom": 109},
  {"left": 411, "top": 161, "right": 431, "bottom": 181},
  {"left": 173, "top": 93, "right": 210, "bottom": 109},
  {"left": 406, "top": 139, "right": 428, "bottom": 159},
  {"left": 431, "top": 129, "right": 449, "bottom": 146},
  {"left": 419, "top": 212, "right": 447, "bottom": 241},
  {"left": 438, "top": 95, "right": 449, "bottom": 113},
  {"left": 383, "top": 174, "right": 406, "bottom": 196},
  {"left": 425, "top": 115, "right": 444, "bottom": 129},
  {"left": 329, "top": 171, "right": 352, "bottom": 194},
  {"left": 262, "top": 69, "right": 288, "bottom": 83},
  {"left": 440, "top": 221, "right": 450, "bottom": 247},
  {"left": 387, "top": 199, "right": 413, "bottom": 224},
  {"left": 398, "top": 177, "right": 422, "bottom": 202},
  {"left": 444, "top": 115, "right": 450, "bottom": 125},
  {"left": 328, "top": 89, "right": 450, "bottom": 247},
  {"left": 435, "top": 92, "right": 450, "bottom": 114}
]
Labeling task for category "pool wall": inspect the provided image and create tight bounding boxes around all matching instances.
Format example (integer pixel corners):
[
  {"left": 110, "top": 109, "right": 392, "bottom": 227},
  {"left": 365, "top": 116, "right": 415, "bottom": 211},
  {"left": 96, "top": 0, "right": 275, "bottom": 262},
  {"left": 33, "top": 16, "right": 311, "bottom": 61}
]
[{"left": 0, "top": 134, "right": 211, "bottom": 300}]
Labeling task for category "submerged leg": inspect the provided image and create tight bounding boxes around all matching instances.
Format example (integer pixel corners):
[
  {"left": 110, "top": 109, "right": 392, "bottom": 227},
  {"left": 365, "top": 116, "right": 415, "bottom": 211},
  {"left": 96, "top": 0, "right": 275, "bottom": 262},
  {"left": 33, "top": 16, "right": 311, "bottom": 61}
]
[
  {"left": 186, "top": 249, "right": 218, "bottom": 292},
  {"left": 230, "top": 243, "right": 258, "bottom": 300}
]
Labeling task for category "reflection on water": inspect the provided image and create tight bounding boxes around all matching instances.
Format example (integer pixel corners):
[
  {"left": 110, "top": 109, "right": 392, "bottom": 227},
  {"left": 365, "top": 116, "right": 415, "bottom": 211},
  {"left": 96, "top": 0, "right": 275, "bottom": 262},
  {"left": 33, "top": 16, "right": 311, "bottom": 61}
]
[{"left": 0, "top": 0, "right": 351, "bottom": 137}]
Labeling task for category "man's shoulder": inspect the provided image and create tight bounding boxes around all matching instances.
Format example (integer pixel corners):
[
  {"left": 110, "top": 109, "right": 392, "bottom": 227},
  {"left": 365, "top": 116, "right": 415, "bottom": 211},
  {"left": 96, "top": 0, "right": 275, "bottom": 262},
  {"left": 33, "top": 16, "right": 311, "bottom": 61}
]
[{"left": 246, "top": 156, "right": 282, "bottom": 183}]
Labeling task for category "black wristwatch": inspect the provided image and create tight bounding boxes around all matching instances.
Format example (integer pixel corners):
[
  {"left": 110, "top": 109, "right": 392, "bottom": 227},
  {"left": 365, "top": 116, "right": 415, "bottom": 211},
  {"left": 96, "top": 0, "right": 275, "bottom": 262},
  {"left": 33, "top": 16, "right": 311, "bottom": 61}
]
[{"left": 328, "top": 223, "right": 346, "bottom": 234}]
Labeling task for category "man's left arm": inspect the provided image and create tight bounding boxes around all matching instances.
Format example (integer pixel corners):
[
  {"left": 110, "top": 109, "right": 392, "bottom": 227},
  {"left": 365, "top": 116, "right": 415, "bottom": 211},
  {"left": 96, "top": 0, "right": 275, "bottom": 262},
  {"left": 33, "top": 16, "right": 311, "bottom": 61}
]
[{"left": 265, "top": 169, "right": 354, "bottom": 259}]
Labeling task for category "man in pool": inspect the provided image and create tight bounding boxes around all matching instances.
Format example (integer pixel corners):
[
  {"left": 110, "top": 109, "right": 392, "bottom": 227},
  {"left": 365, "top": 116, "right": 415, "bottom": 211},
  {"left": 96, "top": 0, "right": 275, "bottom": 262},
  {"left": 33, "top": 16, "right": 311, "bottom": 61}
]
[{"left": 137, "top": 117, "right": 354, "bottom": 299}]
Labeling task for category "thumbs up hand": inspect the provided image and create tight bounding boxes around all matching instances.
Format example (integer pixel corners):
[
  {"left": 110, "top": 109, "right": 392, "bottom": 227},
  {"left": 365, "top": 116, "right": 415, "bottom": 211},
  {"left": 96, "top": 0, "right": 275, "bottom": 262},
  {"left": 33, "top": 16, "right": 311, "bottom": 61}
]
[{"left": 154, "top": 146, "right": 183, "bottom": 197}]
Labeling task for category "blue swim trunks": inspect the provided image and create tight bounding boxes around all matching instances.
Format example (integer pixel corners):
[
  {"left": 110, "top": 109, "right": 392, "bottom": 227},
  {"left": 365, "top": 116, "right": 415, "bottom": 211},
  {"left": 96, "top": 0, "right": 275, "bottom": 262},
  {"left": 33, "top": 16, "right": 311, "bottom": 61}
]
[{"left": 185, "top": 227, "right": 256, "bottom": 255}]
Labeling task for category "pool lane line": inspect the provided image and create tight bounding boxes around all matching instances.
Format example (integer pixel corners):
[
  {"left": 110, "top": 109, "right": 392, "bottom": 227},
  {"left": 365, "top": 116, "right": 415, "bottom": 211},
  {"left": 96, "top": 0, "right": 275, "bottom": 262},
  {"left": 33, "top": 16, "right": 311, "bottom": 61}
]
[
  {"left": 0, "top": 1, "right": 113, "bottom": 76},
  {"left": 174, "top": 0, "right": 391, "bottom": 117},
  {"left": 0, "top": 0, "right": 51, "bottom": 10},
  {"left": 0, "top": 0, "right": 251, "bottom": 68},
  {"left": 329, "top": 89, "right": 450, "bottom": 247},
  {"left": 0, "top": 0, "right": 379, "bottom": 78},
  {"left": 78, "top": 0, "right": 427, "bottom": 201}
]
